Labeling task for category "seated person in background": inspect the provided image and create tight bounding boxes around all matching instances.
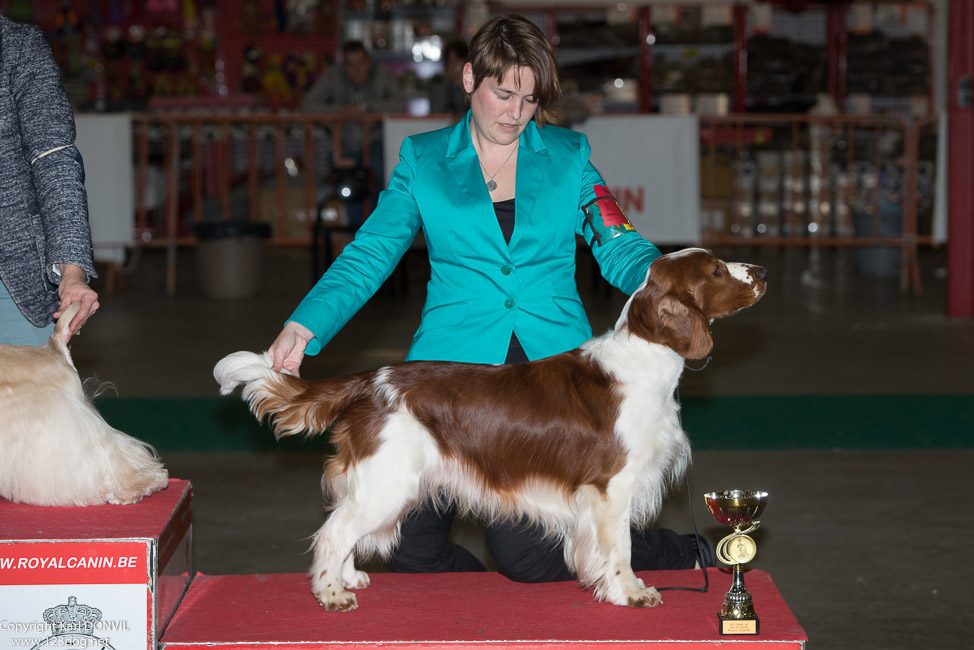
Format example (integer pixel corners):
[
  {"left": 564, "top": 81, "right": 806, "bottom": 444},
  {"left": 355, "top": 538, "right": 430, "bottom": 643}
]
[
  {"left": 301, "top": 41, "right": 405, "bottom": 223},
  {"left": 428, "top": 39, "right": 468, "bottom": 119}
]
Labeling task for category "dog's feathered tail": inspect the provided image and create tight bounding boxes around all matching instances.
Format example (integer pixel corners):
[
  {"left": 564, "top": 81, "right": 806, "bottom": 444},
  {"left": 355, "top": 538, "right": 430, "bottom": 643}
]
[
  {"left": 50, "top": 301, "right": 82, "bottom": 360},
  {"left": 214, "top": 351, "right": 374, "bottom": 440}
]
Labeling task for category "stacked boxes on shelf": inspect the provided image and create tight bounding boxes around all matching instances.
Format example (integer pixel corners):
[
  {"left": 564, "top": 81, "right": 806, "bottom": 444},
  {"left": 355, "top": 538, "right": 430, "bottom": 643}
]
[
  {"left": 808, "top": 123, "right": 832, "bottom": 236},
  {"left": 756, "top": 151, "right": 782, "bottom": 237},
  {"left": 781, "top": 150, "right": 807, "bottom": 237},
  {"left": 699, "top": 153, "right": 735, "bottom": 237},
  {"left": 732, "top": 158, "right": 756, "bottom": 237},
  {"left": 832, "top": 163, "right": 855, "bottom": 238}
]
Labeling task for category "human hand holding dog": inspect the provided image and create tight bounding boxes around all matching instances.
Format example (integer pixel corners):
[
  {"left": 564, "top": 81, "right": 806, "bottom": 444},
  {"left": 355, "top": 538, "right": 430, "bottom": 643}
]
[
  {"left": 269, "top": 321, "right": 314, "bottom": 376},
  {"left": 53, "top": 264, "right": 99, "bottom": 342}
]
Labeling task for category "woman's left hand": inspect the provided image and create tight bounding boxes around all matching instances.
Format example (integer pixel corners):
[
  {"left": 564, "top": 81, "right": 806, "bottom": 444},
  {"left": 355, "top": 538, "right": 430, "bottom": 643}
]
[{"left": 53, "top": 263, "right": 100, "bottom": 342}]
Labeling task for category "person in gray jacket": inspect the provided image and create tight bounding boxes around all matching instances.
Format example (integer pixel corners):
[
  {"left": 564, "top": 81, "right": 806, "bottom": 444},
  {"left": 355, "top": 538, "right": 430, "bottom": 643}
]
[
  {"left": 301, "top": 41, "right": 405, "bottom": 223},
  {"left": 301, "top": 40, "right": 406, "bottom": 158},
  {"left": 0, "top": 15, "right": 99, "bottom": 346}
]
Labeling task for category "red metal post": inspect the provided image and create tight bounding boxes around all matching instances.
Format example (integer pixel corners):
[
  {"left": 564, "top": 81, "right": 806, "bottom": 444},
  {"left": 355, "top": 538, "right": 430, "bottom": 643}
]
[
  {"left": 948, "top": 0, "right": 974, "bottom": 317},
  {"left": 733, "top": 4, "right": 748, "bottom": 113},
  {"left": 639, "top": 6, "right": 652, "bottom": 114},
  {"left": 928, "top": 2, "right": 937, "bottom": 115},
  {"left": 544, "top": 9, "right": 558, "bottom": 55},
  {"left": 827, "top": 2, "right": 848, "bottom": 111}
]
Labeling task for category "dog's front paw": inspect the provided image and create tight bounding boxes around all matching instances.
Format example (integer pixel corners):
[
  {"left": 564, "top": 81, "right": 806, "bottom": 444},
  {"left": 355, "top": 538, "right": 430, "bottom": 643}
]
[
  {"left": 107, "top": 494, "right": 146, "bottom": 506},
  {"left": 344, "top": 570, "right": 370, "bottom": 590},
  {"left": 106, "top": 468, "right": 169, "bottom": 505},
  {"left": 595, "top": 569, "right": 662, "bottom": 608},
  {"left": 625, "top": 585, "right": 662, "bottom": 608},
  {"left": 313, "top": 586, "right": 358, "bottom": 612}
]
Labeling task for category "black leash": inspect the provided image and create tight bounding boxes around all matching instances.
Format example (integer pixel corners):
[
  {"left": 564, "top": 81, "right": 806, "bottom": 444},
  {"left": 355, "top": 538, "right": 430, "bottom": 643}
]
[
  {"left": 656, "top": 374, "right": 713, "bottom": 593},
  {"left": 656, "top": 471, "right": 710, "bottom": 593}
]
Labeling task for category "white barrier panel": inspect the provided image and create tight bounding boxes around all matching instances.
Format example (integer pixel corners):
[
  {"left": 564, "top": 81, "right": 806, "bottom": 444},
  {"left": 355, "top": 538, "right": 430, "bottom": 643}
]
[
  {"left": 384, "top": 115, "right": 700, "bottom": 244},
  {"left": 75, "top": 114, "right": 134, "bottom": 264},
  {"left": 383, "top": 117, "right": 451, "bottom": 186},
  {"left": 578, "top": 115, "right": 700, "bottom": 244}
]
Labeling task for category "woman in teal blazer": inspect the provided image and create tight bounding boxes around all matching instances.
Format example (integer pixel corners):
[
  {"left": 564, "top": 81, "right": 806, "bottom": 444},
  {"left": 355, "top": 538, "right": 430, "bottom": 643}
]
[
  {"left": 285, "top": 109, "right": 660, "bottom": 364},
  {"left": 270, "top": 15, "right": 707, "bottom": 580}
]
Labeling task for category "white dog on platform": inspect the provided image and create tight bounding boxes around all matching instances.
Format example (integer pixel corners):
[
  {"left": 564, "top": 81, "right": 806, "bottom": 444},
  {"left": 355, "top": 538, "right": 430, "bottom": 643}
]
[{"left": 0, "top": 302, "right": 169, "bottom": 507}]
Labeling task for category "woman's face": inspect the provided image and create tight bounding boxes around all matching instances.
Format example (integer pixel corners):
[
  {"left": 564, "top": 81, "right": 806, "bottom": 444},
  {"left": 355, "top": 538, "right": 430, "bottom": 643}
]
[{"left": 463, "top": 62, "right": 539, "bottom": 146}]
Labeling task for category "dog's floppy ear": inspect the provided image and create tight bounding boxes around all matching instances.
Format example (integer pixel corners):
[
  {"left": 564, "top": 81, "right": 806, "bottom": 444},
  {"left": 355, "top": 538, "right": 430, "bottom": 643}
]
[
  {"left": 625, "top": 286, "right": 714, "bottom": 359},
  {"left": 654, "top": 294, "right": 713, "bottom": 359}
]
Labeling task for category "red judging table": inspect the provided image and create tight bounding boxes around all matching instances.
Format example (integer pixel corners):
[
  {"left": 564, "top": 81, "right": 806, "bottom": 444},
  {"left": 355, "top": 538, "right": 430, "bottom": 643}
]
[
  {"left": 0, "top": 480, "right": 193, "bottom": 650},
  {"left": 161, "top": 569, "right": 806, "bottom": 649}
]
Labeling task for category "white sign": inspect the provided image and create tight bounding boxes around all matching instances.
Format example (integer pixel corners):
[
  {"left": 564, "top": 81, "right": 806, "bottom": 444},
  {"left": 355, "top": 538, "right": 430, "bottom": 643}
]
[
  {"left": 0, "top": 586, "right": 148, "bottom": 650},
  {"left": 75, "top": 114, "right": 134, "bottom": 264},
  {"left": 578, "top": 115, "right": 700, "bottom": 244},
  {"left": 383, "top": 117, "right": 451, "bottom": 186}
]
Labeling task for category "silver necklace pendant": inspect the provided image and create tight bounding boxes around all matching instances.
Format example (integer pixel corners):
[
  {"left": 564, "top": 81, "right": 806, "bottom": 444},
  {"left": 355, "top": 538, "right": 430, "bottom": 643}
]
[{"left": 480, "top": 142, "right": 517, "bottom": 194}]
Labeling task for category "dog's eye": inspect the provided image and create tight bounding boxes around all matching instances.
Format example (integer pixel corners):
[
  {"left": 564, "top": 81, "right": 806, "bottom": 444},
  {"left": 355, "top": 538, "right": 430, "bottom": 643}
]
[{"left": 711, "top": 265, "right": 721, "bottom": 278}]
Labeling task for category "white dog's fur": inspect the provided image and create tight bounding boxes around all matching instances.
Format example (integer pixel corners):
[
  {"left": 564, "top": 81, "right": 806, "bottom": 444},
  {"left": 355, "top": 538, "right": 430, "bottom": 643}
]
[{"left": 0, "top": 302, "right": 168, "bottom": 506}]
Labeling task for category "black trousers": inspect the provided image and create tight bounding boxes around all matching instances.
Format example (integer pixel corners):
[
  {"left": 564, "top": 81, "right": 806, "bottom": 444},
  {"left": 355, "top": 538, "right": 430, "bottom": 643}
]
[
  {"left": 383, "top": 334, "right": 697, "bottom": 581},
  {"left": 384, "top": 503, "right": 697, "bottom": 582}
]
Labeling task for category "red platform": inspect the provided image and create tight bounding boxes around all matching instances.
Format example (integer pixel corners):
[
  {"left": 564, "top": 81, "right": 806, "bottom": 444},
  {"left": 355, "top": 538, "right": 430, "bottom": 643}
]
[
  {"left": 161, "top": 570, "right": 806, "bottom": 649},
  {"left": 0, "top": 480, "right": 193, "bottom": 650}
]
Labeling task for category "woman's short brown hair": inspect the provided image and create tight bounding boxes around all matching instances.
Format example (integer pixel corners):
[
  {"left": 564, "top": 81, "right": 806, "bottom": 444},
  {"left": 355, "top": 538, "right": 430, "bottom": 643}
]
[{"left": 467, "top": 14, "right": 562, "bottom": 127}]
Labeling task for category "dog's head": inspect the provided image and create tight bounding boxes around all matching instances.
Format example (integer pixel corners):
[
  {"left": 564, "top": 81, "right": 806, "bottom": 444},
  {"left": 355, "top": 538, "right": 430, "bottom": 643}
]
[{"left": 618, "top": 248, "right": 767, "bottom": 359}]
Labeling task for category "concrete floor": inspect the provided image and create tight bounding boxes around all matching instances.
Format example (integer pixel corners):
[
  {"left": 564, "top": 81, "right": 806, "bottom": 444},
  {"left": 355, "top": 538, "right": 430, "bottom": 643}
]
[{"left": 69, "top": 244, "right": 973, "bottom": 649}]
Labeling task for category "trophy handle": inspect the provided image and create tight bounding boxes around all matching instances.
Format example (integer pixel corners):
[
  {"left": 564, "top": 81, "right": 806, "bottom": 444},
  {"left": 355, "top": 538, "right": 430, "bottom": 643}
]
[{"left": 739, "top": 520, "right": 761, "bottom": 535}]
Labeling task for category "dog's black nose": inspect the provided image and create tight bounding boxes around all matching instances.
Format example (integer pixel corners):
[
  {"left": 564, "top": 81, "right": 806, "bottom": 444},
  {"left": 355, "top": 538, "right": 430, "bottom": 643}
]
[{"left": 754, "top": 266, "right": 768, "bottom": 282}]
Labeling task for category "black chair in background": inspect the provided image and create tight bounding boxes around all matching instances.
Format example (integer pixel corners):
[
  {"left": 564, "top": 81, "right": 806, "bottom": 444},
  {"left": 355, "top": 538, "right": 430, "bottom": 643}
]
[
  {"left": 310, "top": 167, "right": 415, "bottom": 296},
  {"left": 311, "top": 167, "right": 372, "bottom": 283}
]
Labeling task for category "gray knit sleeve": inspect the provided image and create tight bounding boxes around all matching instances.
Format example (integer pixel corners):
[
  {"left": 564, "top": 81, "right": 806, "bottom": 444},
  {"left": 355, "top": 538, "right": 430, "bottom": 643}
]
[{"left": 15, "top": 24, "right": 96, "bottom": 282}]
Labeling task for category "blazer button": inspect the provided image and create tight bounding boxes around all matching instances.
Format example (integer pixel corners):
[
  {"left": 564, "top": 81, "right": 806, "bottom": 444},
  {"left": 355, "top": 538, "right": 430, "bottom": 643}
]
[
  {"left": 504, "top": 298, "right": 515, "bottom": 309},
  {"left": 500, "top": 264, "right": 513, "bottom": 276}
]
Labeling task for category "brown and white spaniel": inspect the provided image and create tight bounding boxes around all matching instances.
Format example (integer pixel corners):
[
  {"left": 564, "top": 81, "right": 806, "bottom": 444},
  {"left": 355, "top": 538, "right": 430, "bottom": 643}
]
[{"left": 214, "top": 248, "right": 767, "bottom": 611}]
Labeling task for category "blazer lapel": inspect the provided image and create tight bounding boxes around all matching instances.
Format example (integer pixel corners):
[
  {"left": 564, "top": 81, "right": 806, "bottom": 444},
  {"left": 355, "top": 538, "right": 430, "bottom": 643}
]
[
  {"left": 510, "top": 122, "right": 548, "bottom": 249},
  {"left": 445, "top": 113, "right": 504, "bottom": 243}
]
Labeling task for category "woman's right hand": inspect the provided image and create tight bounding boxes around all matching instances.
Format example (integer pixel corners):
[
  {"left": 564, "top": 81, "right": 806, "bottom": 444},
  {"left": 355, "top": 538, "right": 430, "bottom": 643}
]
[{"left": 269, "top": 321, "right": 315, "bottom": 377}]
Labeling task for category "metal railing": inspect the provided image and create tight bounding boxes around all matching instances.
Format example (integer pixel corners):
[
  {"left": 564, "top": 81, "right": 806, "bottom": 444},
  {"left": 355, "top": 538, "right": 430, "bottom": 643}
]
[
  {"left": 130, "top": 112, "right": 939, "bottom": 294},
  {"left": 698, "top": 114, "right": 939, "bottom": 293},
  {"left": 132, "top": 113, "right": 385, "bottom": 293}
]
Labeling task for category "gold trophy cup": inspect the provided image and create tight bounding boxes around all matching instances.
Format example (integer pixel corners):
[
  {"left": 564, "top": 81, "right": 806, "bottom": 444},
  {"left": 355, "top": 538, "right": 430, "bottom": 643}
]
[{"left": 704, "top": 489, "right": 768, "bottom": 635}]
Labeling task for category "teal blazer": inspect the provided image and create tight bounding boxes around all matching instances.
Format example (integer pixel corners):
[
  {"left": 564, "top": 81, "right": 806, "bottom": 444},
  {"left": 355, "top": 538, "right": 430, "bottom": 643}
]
[{"left": 290, "top": 111, "right": 661, "bottom": 363}]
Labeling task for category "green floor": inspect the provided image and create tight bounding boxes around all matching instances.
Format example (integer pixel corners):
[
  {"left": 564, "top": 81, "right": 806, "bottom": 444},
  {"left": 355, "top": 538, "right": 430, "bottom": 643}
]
[{"left": 96, "top": 393, "right": 974, "bottom": 453}]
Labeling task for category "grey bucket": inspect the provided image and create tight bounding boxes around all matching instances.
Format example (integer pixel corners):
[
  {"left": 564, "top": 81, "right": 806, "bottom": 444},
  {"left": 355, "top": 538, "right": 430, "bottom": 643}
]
[{"left": 193, "top": 222, "right": 271, "bottom": 299}]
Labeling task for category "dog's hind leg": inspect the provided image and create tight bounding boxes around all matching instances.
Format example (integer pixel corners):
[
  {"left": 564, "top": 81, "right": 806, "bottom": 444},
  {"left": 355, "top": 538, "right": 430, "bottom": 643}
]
[
  {"left": 310, "top": 488, "right": 415, "bottom": 611},
  {"left": 310, "top": 428, "right": 424, "bottom": 611}
]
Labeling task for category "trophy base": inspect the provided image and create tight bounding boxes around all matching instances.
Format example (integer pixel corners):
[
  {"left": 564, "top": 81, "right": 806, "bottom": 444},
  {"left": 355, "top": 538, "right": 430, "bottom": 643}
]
[{"left": 719, "top": 615, "right": 760, "bottom": 635}]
